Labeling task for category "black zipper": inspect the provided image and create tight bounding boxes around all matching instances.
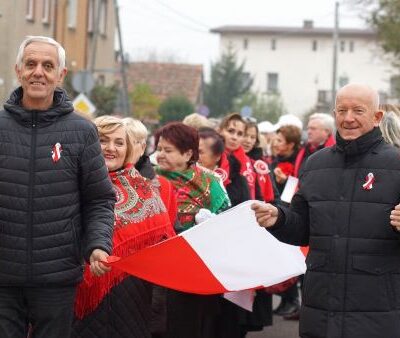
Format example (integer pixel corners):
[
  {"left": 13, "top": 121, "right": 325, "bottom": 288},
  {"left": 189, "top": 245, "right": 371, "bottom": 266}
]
[{"left": 27, "top": 112, "right": 37, "bottom": 283}]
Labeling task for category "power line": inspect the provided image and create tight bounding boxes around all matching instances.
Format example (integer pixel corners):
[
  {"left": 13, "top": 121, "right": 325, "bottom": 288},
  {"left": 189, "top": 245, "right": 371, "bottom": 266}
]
[
  {"left": 150, "top": 0, "right": 210, "bottom": 30},
  {"left": 132, "top": 0, "right": 209, "bottom": 34}
]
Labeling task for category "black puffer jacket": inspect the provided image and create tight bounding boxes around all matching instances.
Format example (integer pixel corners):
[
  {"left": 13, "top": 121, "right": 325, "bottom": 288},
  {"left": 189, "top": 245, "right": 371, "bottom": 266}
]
[
  {"left": 271, "top": 128, "right": 400, "bottom": 338},
  {"left": 0, "top": 87, "right": 115, "bottom": 287}
]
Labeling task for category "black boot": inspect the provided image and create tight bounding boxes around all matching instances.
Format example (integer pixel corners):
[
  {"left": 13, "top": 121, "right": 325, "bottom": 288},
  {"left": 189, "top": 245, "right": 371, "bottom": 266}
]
[
  {"left": 272, "top": 299, "right": 286, "bottom": 315},
  {"left": 275, "top": 300, "right": 299, "bottom": 317}
]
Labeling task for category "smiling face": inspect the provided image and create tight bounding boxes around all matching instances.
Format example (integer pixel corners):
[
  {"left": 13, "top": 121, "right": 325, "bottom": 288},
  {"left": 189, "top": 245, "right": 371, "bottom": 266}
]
[
  {"left": 334, "top": 84, "right": 383, "bottom": 141},
  {"left": 219, "top": 120, "right": 246, "bottom": 152},
  {"left": 15, "top": 41, "right": 66, "bottom": 110},
  {"left": 99, "top": 127, "right": 128, "bottom": 172}
]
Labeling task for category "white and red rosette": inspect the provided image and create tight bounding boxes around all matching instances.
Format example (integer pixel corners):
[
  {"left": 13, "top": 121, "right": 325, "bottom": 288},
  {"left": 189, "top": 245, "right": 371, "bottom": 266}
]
[
  {"left": 214, "top": 168, "right": 228, "bottom": 183},
  {"left": 253, "top": 160, "right": 270, "bottom": 175}
]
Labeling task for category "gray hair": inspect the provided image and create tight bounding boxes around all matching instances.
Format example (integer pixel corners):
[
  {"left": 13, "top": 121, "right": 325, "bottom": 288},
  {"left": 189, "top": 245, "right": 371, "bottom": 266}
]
[
  {"left": 309, "top": 113, "right": 335, "bottom": 134},
  {"left": 16, "top": 36, "right": 66, "bottom": 75},
  {"left": 380, "top": 105, "right": 400, "bottom": 148}
]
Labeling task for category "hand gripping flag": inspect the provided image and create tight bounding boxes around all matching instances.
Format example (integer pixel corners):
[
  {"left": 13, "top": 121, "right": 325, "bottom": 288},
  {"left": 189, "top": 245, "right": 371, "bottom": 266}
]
[{"left": 106, "top": 201, "right": 306, "bottom": 295}]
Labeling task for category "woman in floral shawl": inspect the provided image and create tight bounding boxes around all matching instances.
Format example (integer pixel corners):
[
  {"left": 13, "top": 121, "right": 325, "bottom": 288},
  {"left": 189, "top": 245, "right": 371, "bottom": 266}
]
[
  {"left": 72, "top": 116, "right": 176, "bottom": 338},
  {"left": 155, "top": 122, "right": 230, "bottom": 233},
  {"left": 154, "top": 122, "right": 230, "bottom": 338}
]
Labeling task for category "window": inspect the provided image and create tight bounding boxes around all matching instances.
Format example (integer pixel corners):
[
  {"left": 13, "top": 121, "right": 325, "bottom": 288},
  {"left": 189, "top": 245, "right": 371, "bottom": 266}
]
[
  {"left": 99, "top": 0, "right": 108, "bottom": 36},
  {"left": 379, "top": 91, "right": 388, "bottom": 104},
  {"left": 340, "top": 40, "right": 345, "bottom": 52},
  {"left": 317, "top": 90, "right": 331, "bottom": 103},
  {"left": 349, "top": 41, "right": 354, "bottom": 52},
  {"left": 242, "top": 72, "right": 252, "bottom": 90},
  {"left": 42, "top": 0, "right": 51, "bottom": 24},
  {"left": 26, "top": 0, "right": 35, "bottom": 21},
  {"left": 312, "top": 40, "right": 317, "bottom": 51},
  {"left": 97, "top": 75, "right": 105, "bottom": 86},
  {"left": 339, "top": 76, "right": 349, "bottom": 87},
  {"left": 267, "top": 73, "right": 278, "bottom": 93},
  {"left": 87, "top": 0, "right": 95, "bottom": 33},
  {"left": 67, "top": 0, "right": 77, "bottom": 29},
  {"left": 271, "top": 39, "right": 276, "bottom": 51},
  {"left": 243, "top": 38, "right": 248, "bottom": 50},
  {"left": 390, "top": 75, "right": 400, "bottom": 97}
]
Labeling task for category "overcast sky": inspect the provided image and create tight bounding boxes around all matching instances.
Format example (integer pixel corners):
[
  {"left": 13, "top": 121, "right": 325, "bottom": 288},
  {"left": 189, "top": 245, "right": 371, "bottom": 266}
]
[{"left": 117, "top": 0, "right": 366, "bottom": 74}]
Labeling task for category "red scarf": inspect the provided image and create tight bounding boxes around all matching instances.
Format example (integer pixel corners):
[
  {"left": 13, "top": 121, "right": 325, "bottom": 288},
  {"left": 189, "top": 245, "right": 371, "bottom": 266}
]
[
  {"left": 74, "top": 164, "right": 175, "bottom": 319},
  {"left": 215, "top": 152, "right": 231, "bottom": 186},
  {"left": 252, "top": 159, "right": 274, "bottom": 202},
  {"left": 229, "top": 147, "right": 256, "bottom": 199},
  {"left": 294, "top": 134, "right": 336, "bottom": 177}
]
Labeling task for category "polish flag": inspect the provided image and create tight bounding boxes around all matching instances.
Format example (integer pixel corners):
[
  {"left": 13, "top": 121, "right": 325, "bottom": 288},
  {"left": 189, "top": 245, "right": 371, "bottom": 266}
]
[{"left": 107, "top": 201, "right": 306, "bottom": 295}]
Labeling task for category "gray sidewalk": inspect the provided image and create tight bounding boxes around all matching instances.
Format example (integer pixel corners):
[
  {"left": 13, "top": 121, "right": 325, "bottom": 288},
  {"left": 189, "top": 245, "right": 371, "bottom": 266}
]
[
  {"left": 247, "top": 315, "right": 299, "bottom": 338},
  {"left": 247, "top": 295, "right": 299, "bottom": 338}
]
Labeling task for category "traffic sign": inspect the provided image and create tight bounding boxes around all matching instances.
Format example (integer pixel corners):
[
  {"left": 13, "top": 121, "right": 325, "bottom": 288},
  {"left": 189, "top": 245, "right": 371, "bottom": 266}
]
[
  {"left": 240, "top": 105, "right": 252, "bottom": 118},
  {"left": 73, "top": 93, "right": 96, "bottom": 117},
  {"left": 72, "top": 71, "right": 95, "bottom": 94}
]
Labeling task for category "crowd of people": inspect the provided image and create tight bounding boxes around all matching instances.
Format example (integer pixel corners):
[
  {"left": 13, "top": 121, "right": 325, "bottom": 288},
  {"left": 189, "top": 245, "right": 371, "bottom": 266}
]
[{"left": 1, "top": 35, "right": 400, "bottom": 338}]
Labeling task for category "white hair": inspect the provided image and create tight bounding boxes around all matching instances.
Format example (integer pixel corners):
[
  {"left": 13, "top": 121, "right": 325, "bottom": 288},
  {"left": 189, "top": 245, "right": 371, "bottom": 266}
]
[
  {"left": 380, "top": 105, "right": 400, "bottom": 148},
  {"left": 309, "top": 113, "right": 335, "bottom": 134},
  {"left": 16, "top": 36, "right": 66, "bottom": 75}
]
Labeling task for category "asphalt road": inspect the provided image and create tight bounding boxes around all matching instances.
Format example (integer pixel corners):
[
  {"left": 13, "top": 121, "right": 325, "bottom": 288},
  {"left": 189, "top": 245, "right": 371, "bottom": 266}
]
[
  {"left": 247, "top": 295, "right": 299, "bottom": 338},
  {"left": 247, "top": 315, "right": 299, "bottom": 338}
]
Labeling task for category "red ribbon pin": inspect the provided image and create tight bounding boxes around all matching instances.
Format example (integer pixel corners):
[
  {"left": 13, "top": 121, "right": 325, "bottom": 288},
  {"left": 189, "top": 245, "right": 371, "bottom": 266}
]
[
  {"left": 51, "top": 143, "right": 62, "bottom": 163},
  {"left": 362, "top": 172, "right": 375, "bottom": 190}
]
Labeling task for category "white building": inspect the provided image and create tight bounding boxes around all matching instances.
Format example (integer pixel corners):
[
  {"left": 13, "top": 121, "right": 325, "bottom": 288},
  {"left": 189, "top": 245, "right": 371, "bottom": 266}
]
[{"left": 211, "top": 21, "right": 398, "bottom": 116}]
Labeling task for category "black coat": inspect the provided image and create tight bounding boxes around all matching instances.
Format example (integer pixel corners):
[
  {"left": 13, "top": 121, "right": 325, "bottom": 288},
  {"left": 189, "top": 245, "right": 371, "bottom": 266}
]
[
  {"left": 271, "top": 128, "right": 400, "bottom": 338},
  {"left": 0, "top": 87, "right": 115, "bottom": 287},
  {"left": 225, "top": 154, "right": 250, "bottom": 207},
  {"left": 72, "top": 277, "right": 152, "bottom": 338}
]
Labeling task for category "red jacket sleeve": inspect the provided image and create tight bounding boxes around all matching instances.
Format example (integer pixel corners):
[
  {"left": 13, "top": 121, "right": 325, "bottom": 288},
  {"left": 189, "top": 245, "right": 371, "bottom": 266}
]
[{"left": 157, "top": 175, "right": 177, "bottom": 236}]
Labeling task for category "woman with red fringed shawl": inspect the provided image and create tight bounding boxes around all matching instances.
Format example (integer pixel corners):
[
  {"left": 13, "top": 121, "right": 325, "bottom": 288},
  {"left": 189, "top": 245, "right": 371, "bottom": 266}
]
[{"left": 72, "top": 116, "right": 176, "bottom": 338}]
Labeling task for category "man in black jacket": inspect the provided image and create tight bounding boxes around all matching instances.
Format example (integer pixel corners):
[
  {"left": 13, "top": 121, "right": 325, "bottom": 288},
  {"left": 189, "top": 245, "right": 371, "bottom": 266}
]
[
  {"left": 252, "top": 83, "right": 400, "bottom": 338},
  {"left": 0, "top": 36, "right": 115, "bottom": 338}
]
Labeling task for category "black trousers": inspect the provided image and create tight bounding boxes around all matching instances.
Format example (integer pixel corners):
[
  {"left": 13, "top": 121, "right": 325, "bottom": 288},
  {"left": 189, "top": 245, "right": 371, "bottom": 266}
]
[{"left": 0, "top": 286, "right": 76, "bottom": 338}]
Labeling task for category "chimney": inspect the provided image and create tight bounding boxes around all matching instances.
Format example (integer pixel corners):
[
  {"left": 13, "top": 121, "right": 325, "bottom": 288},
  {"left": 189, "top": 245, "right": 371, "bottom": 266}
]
[{"left": 303, "top": 20, "right": 314, "bottom": 29}]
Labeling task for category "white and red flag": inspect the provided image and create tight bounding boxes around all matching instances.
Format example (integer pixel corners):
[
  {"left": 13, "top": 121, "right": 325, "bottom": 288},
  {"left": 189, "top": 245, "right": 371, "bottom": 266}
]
[{"left": 107, "top": 201, "right": 306, "bottom": 295}]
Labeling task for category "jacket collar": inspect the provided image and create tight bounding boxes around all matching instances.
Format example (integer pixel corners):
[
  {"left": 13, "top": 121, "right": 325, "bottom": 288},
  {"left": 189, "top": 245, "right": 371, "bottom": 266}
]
[
  {"left": 4, "top": 87, "right": 74, "bottom": 127},
  {"left": 335, "top": 127, "right": 383, "bottom": 157}
]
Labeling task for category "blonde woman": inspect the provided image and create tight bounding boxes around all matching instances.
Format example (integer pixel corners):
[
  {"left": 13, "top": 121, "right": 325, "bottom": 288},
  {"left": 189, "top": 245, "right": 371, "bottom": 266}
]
[
  {"left": 72, "top": 116, "right": 175, "bottom": 338},
  {"left": 380, "top": 104, "right": 400, "bottom": 147}
]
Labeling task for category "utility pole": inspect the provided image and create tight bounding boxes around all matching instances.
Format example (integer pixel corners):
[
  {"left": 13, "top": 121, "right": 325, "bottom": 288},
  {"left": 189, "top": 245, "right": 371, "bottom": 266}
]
[
  {"left": 89, "top": 0, "right": 102, "bottom": 73},
  {"left": 114, "top": 0, "right": 131, "bottom": 116},
  {"left": 331, "top": 1, "right": 339, "bottom": 106}
]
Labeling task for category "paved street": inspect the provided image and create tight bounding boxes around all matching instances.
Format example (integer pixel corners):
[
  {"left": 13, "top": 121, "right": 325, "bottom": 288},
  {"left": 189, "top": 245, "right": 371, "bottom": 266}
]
[
  {"left": 247, "top": 315, "right": 299, "bottom": 338},
  {"left": 247, "top": 295, "right": 299, "bottom": 338}
]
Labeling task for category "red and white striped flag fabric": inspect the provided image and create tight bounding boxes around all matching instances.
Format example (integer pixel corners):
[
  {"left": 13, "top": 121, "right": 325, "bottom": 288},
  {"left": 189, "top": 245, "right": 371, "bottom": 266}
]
[{"left": 107, "top": 200, "right": 306, "bottom": 294}]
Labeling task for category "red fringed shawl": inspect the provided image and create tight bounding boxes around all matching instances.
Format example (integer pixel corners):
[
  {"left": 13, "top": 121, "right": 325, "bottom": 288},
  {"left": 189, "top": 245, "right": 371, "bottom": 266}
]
[{"left": 74, "top": 164, "right": 175, "bottom": 319}]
